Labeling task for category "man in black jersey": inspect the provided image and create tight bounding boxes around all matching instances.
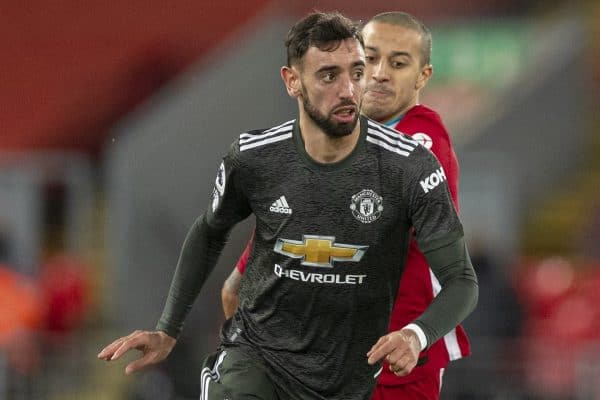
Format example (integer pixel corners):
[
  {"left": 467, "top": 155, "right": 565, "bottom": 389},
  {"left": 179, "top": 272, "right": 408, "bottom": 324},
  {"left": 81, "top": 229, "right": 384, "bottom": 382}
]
[{"left": 98, "top": 11, "right": 478, "bottom": 400}]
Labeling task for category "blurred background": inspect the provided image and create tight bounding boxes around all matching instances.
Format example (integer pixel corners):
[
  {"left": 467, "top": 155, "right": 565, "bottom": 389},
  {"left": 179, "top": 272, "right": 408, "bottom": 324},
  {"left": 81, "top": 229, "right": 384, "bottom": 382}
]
[{"left": 1, "top": 0, "right": 599, "bottom": 398}]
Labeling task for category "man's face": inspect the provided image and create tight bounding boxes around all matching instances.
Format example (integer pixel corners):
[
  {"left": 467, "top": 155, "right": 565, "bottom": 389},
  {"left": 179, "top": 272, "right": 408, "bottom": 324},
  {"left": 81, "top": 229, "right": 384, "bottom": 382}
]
[
  {"left": 361, "top": 22, "right": 430, "bottom": 123},
  {"left": 297, "top": 39, "right": 366, "bottom": 138}
]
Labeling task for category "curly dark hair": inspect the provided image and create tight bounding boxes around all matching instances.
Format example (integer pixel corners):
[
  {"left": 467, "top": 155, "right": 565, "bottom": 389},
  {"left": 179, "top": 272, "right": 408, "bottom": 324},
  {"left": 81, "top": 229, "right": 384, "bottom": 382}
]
[{"left": 285, "top": 11, "right": 364, "bottom": 67}]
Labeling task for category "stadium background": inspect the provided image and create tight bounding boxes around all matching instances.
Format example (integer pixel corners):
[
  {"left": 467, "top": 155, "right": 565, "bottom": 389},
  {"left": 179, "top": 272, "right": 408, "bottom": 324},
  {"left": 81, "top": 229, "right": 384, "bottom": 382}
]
[{"left": 1, "top": 0, "right": 599, "bottom": 398}]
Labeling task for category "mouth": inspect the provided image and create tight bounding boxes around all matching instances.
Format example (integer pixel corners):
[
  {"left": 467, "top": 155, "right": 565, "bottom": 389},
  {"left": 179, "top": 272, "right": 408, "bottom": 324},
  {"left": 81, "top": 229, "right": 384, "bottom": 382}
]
[
  {"left": 365, "top": 87, "right": 394, "bottom": 98},
  {"left": 332, "top": 106, "right": 357, "bottom": 123}
]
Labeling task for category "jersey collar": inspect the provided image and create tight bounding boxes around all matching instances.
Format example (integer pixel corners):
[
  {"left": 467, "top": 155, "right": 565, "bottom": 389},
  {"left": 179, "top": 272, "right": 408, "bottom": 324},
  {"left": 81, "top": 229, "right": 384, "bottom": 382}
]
[
  {"left": 383, "top": 114, "right": 404, "bottom": 127},
  {"left": 293, "top": 116, "right": 368, "bottom": 172}
]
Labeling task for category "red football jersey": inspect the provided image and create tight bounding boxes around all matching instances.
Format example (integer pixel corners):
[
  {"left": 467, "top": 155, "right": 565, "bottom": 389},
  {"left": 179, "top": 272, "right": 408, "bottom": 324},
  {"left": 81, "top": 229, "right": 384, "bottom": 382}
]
[
  {"left": 235, "top": 104, "right": 470, "bottom": 385},
  {"left": 378, "top": 104, "right": 470, "bottom": 385}
]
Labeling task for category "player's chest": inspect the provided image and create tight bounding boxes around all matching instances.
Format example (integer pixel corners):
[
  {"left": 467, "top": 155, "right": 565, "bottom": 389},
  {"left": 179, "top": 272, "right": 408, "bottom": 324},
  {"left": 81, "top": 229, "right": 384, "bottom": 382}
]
[{"left": 247, "top": 161, "right": 405, "bottom": 236}]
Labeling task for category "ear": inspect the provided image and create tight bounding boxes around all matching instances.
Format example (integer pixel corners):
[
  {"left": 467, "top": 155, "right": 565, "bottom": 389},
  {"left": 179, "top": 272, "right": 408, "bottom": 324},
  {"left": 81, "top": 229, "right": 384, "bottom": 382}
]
[
  {"left": 281, "top": 65, "right": 302, "bottom": 98},
  {"left": 415, "top": 64, "right": 433, "bottom": 91}
]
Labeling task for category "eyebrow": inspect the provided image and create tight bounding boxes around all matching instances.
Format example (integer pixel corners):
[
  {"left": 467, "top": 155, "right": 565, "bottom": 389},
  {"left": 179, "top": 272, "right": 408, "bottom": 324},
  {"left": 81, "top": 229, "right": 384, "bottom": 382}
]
[
  {"left": 316, "top": 65, "right": 340, "bottom": 74},
  {"left": 316, "top": 60, "right": 365, "bottom": 74},
  {"left": 365, "top": 46, "right": 412, "bottom": 59}
]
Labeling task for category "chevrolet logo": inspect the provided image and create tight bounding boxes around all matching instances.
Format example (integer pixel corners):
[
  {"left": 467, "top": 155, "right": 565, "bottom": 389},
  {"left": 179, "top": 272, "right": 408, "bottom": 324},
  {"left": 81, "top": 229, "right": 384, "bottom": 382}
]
[{"left": 274, "top": 235, "right": 368, "bottom": 268}]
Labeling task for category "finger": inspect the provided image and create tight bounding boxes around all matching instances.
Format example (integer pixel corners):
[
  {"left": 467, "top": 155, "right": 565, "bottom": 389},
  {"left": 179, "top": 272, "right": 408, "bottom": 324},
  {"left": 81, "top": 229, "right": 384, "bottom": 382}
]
[
  {"left": 367, "top": 339, "right": 397, "bottom": 365},
  {"left": 393, "top": 365, "right": 412, "bottom": 377},
  {"left": 392, "top": 354, "right": 417, "bottom": 377},
  {"left": 384, "top": 348, "right": 403, "bottom": 366},
  {"left": 111, "top": 336, "right": 146, "bottom": 361},
  {"left": 98, "top": 337, "right": 128, "bottom": 360},
  {"left": 366, "top": 336, "right": 388, "bottom": 357},
  {"left": 98, "top": 330, "right": 142, "bottom": 359},
  {"left": 368, "top": 331, "right": 416, "bottom": 364},
  {"left": 98, "top": 349, "right": 113, "bottom": 361},
  {"left": 125, "top": 352, "right": 158, "bottom": 374},
  {"left": 388, "top": 358, "right": 406, "bottom": 375}
]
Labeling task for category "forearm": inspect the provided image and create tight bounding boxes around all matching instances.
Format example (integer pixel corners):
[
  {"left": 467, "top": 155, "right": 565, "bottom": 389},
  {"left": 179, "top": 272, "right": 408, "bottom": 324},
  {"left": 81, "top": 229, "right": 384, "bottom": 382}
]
[
  {"left": 156, "top": 214, "right": 229, "bottom": 338},
  {"left": 413, "top": 237, "right": 478, "bottom": 348},
  {"left": 221, "top": 268, "right": 242, "bottom": 319},
  {"left": 221, "top": 288, "right": 239, "bottom": 319}
]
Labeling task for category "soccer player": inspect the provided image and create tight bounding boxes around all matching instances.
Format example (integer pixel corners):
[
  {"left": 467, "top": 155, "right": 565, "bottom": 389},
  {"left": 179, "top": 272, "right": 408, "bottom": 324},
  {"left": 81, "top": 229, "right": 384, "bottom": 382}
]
[
  {"left": 222, "top": 11, "right": 469, "bottom": 400},
  {"left": 98, "top": 11, "right": 478, "bottom": 400},
  {"left": 364, "top": 12, "right": 471, "bottom": 400}
]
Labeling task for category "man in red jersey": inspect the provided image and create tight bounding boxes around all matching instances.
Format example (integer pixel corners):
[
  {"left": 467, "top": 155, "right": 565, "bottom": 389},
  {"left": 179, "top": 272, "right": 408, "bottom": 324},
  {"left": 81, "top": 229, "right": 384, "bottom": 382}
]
[{"left": 221, "top": 12, "right": 470, "bottom": 400}]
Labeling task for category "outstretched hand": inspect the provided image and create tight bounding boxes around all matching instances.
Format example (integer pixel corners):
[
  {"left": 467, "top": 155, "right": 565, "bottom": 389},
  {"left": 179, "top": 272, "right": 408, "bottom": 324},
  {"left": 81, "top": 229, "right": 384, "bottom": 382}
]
[
  {"left": 97, "top": 330, "right": 177, "bottom": 374},
  {"left": 366, "top": 328, "right": 421, "bottom": 377}
]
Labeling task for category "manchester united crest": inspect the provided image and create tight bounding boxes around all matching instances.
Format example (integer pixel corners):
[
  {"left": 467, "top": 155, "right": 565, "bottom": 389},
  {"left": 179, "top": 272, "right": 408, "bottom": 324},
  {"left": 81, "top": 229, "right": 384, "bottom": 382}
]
[{"left": 350, "top": 189, "right": 383, "bottom": 223}]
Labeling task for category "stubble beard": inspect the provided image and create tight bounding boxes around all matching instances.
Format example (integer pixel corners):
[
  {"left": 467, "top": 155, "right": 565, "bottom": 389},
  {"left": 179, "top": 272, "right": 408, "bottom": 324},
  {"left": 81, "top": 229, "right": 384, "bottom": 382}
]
[{"left": 302, "top": 91, "right": 360, "bottom": 138}]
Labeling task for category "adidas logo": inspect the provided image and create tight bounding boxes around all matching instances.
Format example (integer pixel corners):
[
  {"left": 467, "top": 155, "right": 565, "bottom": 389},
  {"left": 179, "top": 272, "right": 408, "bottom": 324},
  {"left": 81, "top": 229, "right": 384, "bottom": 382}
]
[{"left": 270, "top": 196, "right": 292, "bottom": 214}]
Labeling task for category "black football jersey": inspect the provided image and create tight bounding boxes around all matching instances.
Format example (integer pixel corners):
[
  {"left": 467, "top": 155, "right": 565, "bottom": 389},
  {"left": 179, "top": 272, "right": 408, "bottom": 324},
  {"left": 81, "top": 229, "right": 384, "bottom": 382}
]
[{"left": 206, "top": 116, "right": 463, "bottom": 400}]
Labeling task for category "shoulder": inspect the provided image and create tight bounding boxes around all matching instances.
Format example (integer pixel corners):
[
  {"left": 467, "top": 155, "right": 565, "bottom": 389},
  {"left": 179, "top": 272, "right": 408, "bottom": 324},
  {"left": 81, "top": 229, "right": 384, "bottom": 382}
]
[
  {"left": 237, "top": 119, "right": 295, "bottom": 153},
  {"left": 396, "top": 105, "right": 451, "bottom": 150},
  {"left": 365, "top": 117, "right": 438, "bottom": 169},
  {"left": 365, "top": 117, "right": 421, "bottom": 159},
  {"left": 402, "top": 104, "right": 445, "bottom": 130},
  {"left": 225, "top": 119, "right": 295, "bottom": 167}
]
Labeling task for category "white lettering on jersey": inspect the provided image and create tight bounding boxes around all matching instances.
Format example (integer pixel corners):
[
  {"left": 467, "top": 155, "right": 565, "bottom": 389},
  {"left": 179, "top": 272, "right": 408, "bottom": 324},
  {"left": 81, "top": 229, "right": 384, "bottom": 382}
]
[
  {"left": 274, "top": 264, "right": 366, "bottom": 285},
  {"left": 420, "top": 167, "right": 446, "bottom": 193}
]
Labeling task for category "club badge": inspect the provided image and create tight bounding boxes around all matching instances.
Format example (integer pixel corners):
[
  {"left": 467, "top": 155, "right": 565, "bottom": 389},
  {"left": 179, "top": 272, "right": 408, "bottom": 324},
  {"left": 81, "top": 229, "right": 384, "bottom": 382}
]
[{"left": 350, "top": 189, "right": 383, "bottom": 223}]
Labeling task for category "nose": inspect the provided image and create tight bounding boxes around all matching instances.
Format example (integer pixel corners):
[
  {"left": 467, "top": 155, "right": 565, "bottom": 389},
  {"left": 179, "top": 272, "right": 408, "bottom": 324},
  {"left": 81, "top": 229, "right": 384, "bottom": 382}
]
[
  {"left": 371, "top": 60, "right": 389, "bottom": 83},
  {"left": 338, "top": 74, "right": 356, "bottom": 99}
]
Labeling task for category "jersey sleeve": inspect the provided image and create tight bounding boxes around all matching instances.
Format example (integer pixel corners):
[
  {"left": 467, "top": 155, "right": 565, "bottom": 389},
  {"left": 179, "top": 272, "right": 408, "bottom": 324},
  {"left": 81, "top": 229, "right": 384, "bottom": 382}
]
[
  {"left": 405, "top": 145, "right": 463, "bottom": 252},
  {"left": 400, "top": 109, "right": 460, "bottom": 211},
  {"left": 429, "top": 124, "right": 459, "bottom": 212},
  {"left": 403, "top": 146, "right": 478, "bottom": 347},
  {"left": 206, "top": 141, "right": 252, "bottom": 229},
  {"left": 156, "top": 141, "right": 252, "bottom": 338}
]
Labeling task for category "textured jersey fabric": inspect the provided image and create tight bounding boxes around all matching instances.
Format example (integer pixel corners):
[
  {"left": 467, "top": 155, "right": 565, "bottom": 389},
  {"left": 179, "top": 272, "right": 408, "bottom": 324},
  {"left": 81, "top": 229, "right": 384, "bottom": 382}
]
[
  {"left": 378, "top": 104, "right": 471, "bottom": 385},
  {"left": 156, "top": 115, "right": 476, "bottom": 399},
  {"left": 205, "top": 116, "right": 464, "bottom": 399}
]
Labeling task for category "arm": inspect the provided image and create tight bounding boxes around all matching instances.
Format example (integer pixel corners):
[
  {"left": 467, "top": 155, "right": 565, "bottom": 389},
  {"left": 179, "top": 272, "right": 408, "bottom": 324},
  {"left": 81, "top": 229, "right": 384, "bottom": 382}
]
[
  {"left": 99, "top": 148, "right": 251, "bottom": 373},
  {"left": 97, "top": 214, "right": 228, "bottom": 373},
  {"left": 368, "top": 147, "right": 478, "bottom": 375},
  {"left": 221, "top": 267, "right": 243, "bottom": 319},
  {"left": 156, "top": 214, "right": 232, "bottom": 337},
  {"left": 368, "top": 236, "right": 477, "bottom": 376},
  {"left": 416, "top": 237, "right": 478, "bottom": 344},
  {"left": 407, "top": 146, "right": 478, "bottom": 346},
  {"left": 221, "top": 234, "right": 252, "bottom": 319}
]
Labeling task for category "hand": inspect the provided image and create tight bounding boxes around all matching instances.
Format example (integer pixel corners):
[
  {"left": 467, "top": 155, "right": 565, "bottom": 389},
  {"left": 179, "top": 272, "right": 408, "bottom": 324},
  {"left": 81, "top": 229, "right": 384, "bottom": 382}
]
[
  {"left": 97, "top": 330, "right": 177, "bottom": 374},
  {"left": 366, "top": 328, "right": 421, "bottom": 377}
]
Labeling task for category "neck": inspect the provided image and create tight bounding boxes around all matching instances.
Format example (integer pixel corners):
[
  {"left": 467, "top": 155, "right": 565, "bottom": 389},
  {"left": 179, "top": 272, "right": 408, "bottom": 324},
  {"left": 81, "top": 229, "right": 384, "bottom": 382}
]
[
  {"left": 298, "top": 109, "right": 361, "bottom": 164},
  {"left": 384, "top": 95, "right": 419, "bottom": 125}
]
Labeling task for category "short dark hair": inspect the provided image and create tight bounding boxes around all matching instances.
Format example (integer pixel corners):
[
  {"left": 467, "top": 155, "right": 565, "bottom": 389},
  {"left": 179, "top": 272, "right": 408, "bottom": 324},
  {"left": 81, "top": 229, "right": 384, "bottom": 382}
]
[
  {"left": 285, "top": 11, "right": 364, "bottom": 67},
  {"left": 368, "top": 12, "right": 432, "bottom": 66}
]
